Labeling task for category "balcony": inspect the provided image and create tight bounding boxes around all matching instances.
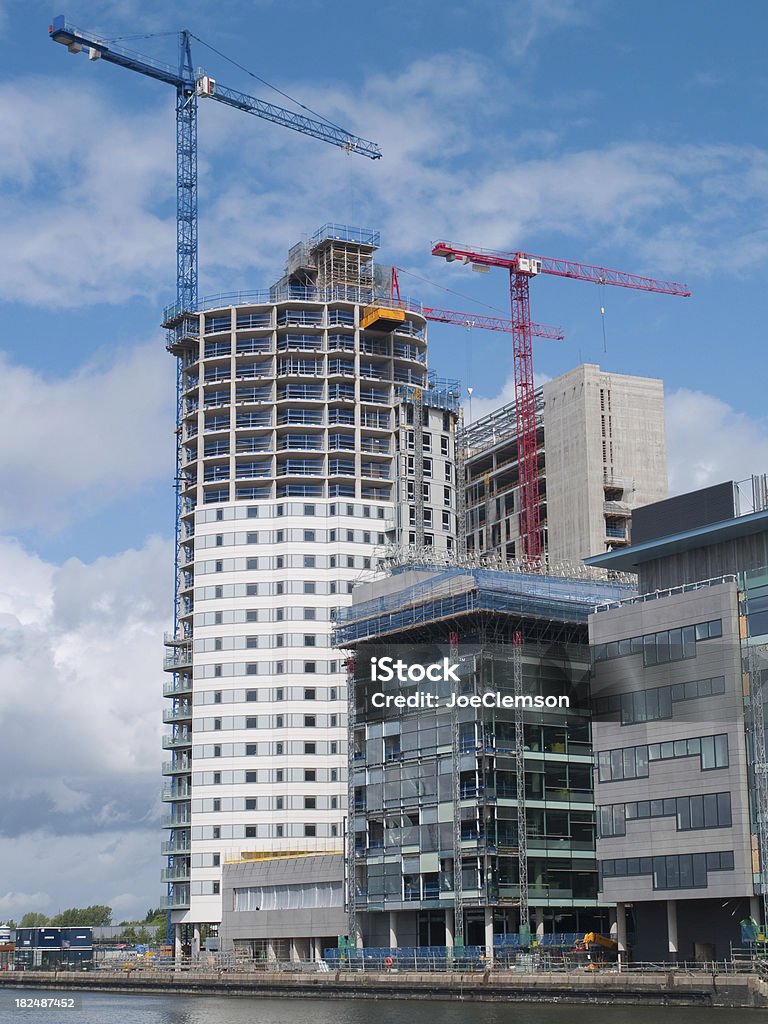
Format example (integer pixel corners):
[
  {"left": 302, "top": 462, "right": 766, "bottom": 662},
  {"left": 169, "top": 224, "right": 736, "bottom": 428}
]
[
  {"left": 162, "top": 782, "right": 191, "bottom": 801},
  {"left": 163, "top": 677, "right": 192, "bottom": 697},
  {"left": 162, "top": 731, "right": 192, "bottom": 750},
  {"left": 160, "top": 890, "right": 191, "bottom": 910},
  {"left": 161, "top": 865, "right": 191, "bottom": 883},
  {"left": 163, "top": 647, "right": 192, "bottom": 672},
  {"left": 161, "top": 837, "right": 191, "bottom": 855},
  {"left": 162, "top": 810, "right": 191, "bottom": 828},
  {"left": 162, "top": 760, "right": 191, "bottom": 776},
  {"left": 162, "top": 706, "right": 192, "bottom": 725}
]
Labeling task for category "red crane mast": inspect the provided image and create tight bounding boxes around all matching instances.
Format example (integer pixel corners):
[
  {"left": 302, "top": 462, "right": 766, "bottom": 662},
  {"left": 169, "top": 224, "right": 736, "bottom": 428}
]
[{"left": 432, "top": 242, "right": 691, "bottom": 562}]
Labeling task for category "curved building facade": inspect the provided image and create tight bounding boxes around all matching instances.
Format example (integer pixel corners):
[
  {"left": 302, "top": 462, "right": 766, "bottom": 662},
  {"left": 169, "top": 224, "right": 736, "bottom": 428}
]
[{"left": 161, "top": 225, "right": 459, "bottom": 944}]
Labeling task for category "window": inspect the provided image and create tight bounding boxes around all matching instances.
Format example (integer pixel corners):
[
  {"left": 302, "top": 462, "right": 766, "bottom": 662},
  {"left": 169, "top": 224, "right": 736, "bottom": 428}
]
[
  {"left": 275, "top": 742, "right": 284, "bottom": 755},
  {"left": 598, "top": 734, "right": 728, "bottom": 781},
  {"left": 245, "top": 799, "right": 257, "bottom": 811},
  {"left": 305, "top": 769, "right": 316, "bottom": 782},
  {"left": 330, "top": 741, "right": 338, "bottom": 754},
  {"left": 246, "top": 690, "right": 257, "bottom": 702},
  {"left": 213, "top": 799, "right": 221, "bottom": 811},
  {"left": 304, "top": 715, "right": 316, "bottom": 727},
  {"left": 214, "top": 691, "right": 222, "bottom": 704},
  {"left": 330, "top": 714, "right": 338, "bottom": 727},
  {"left": 212, "top": 854, "right": 220, "bottom": 867},
  {"left": 305, "top": 661, "right": 316, "bottom": 673},
  {"left": 213, "top": 772, "right": 221, "bottom": 784},
  {"left": 304, "top": 742, "right": 316, "bottom": 754},
  {"left": 304, "top": 635, "right": 316, "bottom": 647},
  {"left": 275, "top": 797, "right": 284, "bottom": 810},
  {"left": 303, "top": 582, "right": 316, "bottom": 594},
  {"left": 304, "top": 797, "right": 316, "bottom": 809},
  {"left": 246, "top": 717, "right": 258, "bottom": 728},
  {"left": 304, "top": 688, "right": 316, "bottom": 700},
  {"left": 330, "top": 769, "right": 338, "bottom": 782},
  {"left": 304, "top": 530, "right": 316, "bottom": 542},
  {"left": 441, "top": 436, "right": 449, "bottom": 456},
  {"left": 275, "top": 687, "right": 284, "bottom": 700},
  {"left": 304, "top": 555, "right": 316, "bottom": 568},
  {"left": 275, "top": 769, "right": 284, "bottom": 783},
  {"left": 246, "top": 744, "right": 257, "bottom": 755},
  {"left": 245, "top": 771, "right": 257, "bottom": 783},
  {"left": 275, "top": 715, "right": 283, "bottom": 728},
  {"left": 245, "top": 826, "right": 257, "bottom": 838},
  {"left": 303, "top": 608, "right": 316, "bottom": 620},
  {"left": 304, "top": 824, "right": 316, "bottom": 837},
  {"left": 331, "top": 796, "right": 338, "bottom": 809},
  {"left": 601, "top": 851, "right": 734, "bottom": 891},
  {"left": 304, "top": 504, "right": 315, "bottom": 516},
  {"left": 213, "top": 718, "right": 222, "bottom": 731},
  {"left": 276, "top": 825, "right": 284, "bottom": 838}
]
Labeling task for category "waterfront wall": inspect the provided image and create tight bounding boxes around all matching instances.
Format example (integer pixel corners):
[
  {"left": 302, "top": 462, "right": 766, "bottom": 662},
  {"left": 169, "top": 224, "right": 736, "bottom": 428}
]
[{"left": 2, "top": 969, "right": 767, "bottom": 1008}]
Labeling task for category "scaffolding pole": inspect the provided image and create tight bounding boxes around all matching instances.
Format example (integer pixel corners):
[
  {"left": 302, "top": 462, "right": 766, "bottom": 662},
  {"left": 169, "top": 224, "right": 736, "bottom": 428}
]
[
  {"left": 414, "top": 387, "right": 425, "bottom": 547},
  {"left": 449, "top": 630, "right": 464, "bottom": 945},
  {"left": 455, "top": 411, "right": 467, "bottom": 557},
  {"left": 345, "top": 656, "right": 359, "bottom": 947},
  {"left": 749, "top": 644, "right": 768, "bottom": 929},
  {"left": 513, "top": 630, "right": 529, "bottom": 941}
]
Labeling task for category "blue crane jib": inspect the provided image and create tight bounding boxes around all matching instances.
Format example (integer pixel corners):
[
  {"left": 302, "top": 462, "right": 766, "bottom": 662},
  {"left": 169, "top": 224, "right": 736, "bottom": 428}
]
[{"left": 49, "top": 14, "right": 382, "bottom": 314}]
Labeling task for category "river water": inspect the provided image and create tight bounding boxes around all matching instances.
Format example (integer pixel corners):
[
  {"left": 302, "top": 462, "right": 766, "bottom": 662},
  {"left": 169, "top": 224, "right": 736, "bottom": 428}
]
[{"left": 0, "top": 991, "right": 758, "bottom": 1024}]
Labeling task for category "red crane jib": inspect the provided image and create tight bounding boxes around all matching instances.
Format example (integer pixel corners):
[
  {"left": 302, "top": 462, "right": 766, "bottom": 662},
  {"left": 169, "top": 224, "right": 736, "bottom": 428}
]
[{"left": 431, "top": 242, "right": 691, "bottom": 297}]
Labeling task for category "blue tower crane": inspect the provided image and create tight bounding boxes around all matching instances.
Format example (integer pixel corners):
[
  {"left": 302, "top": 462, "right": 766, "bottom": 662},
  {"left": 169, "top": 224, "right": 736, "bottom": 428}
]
[
  {"left": 50, "top": 17, "right": 382, "bottom": 941},
  {"left": 49, "top": 15, "right": 382, "bottom": 315}
]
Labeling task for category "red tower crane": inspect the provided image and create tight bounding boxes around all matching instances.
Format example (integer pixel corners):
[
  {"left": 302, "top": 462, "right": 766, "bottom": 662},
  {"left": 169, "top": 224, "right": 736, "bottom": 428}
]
[{"left": 432, "top": 242, "right": 691, "bottom": 562}]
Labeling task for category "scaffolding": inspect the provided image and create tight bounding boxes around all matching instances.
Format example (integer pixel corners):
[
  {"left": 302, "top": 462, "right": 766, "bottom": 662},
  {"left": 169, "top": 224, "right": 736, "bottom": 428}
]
[
  {"left": 335, "top": 563, "right": 634, "bottom": 646},
  {"left": 311, "top": 224, "right": 378, "bottom": 293}
]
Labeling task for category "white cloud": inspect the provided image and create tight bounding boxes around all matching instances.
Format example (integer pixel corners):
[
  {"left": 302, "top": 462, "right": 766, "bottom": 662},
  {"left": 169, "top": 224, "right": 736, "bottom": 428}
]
[
  {"left": 0, "top": 891, "right": 50, "bottom": 919},
  {"left": 0, "top": 78, "right": 175, "bottom": 306},
  {"left": 503, "top": 0, "right": 595, "bottom": 58},
  {"left": 3, "top": 47, "right": 767, "bottom": 308},
  {"left": 666, "top": 388, "right": 768, "bottom": 495},
  {"left": 0, "top": 341, "right": 174, "bottom": 533},
  {"left": 0, "top": 535, "right": 170, "bottom": 918}
]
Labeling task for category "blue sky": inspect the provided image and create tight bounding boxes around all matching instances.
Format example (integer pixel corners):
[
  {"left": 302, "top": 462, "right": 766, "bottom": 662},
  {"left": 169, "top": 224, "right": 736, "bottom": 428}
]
[{"left": 0, "top": 0, "right": 766, "bottom": 922}]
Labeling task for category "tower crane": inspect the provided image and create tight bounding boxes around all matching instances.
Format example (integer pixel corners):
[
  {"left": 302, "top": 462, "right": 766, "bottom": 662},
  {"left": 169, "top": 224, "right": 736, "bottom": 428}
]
[
  {"left": 49, "top": 15, "right": 381, "bottom": 317},
  {"left": 432, "top": 242, "right": 691, "bottom": 562}
]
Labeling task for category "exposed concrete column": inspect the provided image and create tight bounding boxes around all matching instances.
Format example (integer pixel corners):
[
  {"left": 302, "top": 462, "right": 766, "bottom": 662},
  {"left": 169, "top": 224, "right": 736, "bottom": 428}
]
[
  {"left": 667, "top": 900, "right": 678, "bottom": 961},
  {"left": 289, "top": 938, "right": 299, "bottom": 962},
  {"left": 484, "top": 906, "right": 494, "bottom": 961},
  {"left": 174, "top": 924, "right": 183, "bottom": 960},
  {"left": 192, "top": 925, "right": 201, "bottom": 960},
  {"left": 266, "top": 940, "right": 276, "bottom": 962},
  {"left": 534, "top": 907, "right": 545, "bottom": 939},
  {"left": 388, "top": 912, "right": 398, "bottom": 949},
  {"left": 750, "top": 896, "right": 762, "bottom": 922},
  {"left": 313, "top": 937, "right": 323, "bottom": 961},
  {"left": 615, "top": 902, "right": 628, "bottom": 966},
  {"left": 445, "top": 908, "right": 454, "bottom": 949}
]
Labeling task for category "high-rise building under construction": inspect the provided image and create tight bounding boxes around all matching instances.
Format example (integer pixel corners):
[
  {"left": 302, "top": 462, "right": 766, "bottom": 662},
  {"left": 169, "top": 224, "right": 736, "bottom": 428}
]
[
  {"left": 464, "top": 364, "right": 668, "bottom": 565},
  {"left": 161, "top": 225, "right": 460, "bottom": 948}
]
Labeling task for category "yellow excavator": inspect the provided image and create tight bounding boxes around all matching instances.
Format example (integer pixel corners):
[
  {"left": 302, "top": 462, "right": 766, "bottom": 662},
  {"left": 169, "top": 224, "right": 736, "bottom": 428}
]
[{"left": 574, "top": 932, "right": 619, "bottom": 968}]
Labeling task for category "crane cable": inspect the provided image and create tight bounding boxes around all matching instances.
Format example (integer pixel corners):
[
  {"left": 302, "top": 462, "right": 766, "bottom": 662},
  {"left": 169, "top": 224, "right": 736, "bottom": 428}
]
[{"left": 190, "top": 34, "right": 349, "bottom": 133}]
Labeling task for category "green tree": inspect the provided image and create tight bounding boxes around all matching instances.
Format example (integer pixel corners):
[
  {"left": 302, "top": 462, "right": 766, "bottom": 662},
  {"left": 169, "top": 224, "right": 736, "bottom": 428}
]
[
  {"left": 19, "top": 913, "right": 50, "bottom": 928},
  {"left": 49, "top": 905, "right": 112, "bottom": 927}
]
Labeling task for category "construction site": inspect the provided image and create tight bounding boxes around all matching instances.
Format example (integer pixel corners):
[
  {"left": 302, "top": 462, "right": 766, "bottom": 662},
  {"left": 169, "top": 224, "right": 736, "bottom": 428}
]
[{"left": 44, "top": 16, "right": 768, "bottom": 984}]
